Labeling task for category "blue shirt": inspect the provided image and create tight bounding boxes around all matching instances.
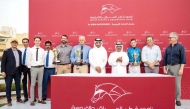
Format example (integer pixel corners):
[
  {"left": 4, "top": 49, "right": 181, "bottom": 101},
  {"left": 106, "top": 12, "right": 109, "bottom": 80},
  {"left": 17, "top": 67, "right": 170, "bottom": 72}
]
[
  {"left": 127, "top": 47, "right": 141, "bottom": 63},
  {"left": 70, "top": 44, "right": 91, "bottom": 65},
  {"left": 162, "top": 43, "right": 186, "bottom": 66}
]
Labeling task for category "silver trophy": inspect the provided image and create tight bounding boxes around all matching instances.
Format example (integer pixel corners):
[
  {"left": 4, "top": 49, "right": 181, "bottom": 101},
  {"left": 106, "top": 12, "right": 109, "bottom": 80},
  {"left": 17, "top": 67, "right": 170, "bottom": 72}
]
[
  {"left": 75, "top": 48, "right": 83, "bottom": 65},
  {"left": 132, "top": 52, "right": 139, "bottom": 65},
  {"left": 53, "top": 48, "right": 61, "bottom": 64}
]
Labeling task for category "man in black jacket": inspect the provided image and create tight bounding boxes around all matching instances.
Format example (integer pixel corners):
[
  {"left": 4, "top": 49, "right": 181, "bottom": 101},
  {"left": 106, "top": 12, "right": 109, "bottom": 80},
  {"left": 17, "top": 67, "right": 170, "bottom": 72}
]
[{"left": 1, "top": 38, "right": 24, "bottom": 106}]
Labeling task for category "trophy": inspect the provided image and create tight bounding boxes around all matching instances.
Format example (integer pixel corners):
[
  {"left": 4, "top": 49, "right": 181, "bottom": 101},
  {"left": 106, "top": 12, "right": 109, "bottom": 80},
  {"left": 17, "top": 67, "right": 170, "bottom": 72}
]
[
  {"left": 132, "top": 52, "right": 139, "bottom": 65},
  {"left": 75, "top": 48, "right": 83, "bottom": 65},
  {"left": 53, "top": 48, "right": 60, "bottom": 64}
]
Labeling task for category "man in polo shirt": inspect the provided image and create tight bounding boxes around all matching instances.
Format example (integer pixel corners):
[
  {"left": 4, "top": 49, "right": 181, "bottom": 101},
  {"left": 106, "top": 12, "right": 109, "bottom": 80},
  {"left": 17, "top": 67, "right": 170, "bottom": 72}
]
[
  {"left": 163, "top": 32, "right": 186, "bottom": 106},
  {"left": 56, "top": 35, "right": 72, "bottom": 74},
  {"left": 70, "top": 36, "right": 91, "bottom": 73},
  {"left": 141, "top": 36, "right": 162, "bottom": 73}
]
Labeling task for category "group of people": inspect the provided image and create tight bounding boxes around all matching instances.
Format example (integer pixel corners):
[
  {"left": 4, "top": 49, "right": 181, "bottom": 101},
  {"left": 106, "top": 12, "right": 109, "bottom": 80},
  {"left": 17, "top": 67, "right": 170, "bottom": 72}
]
[{"left": 0, "top": 32, "right": 186, "bottom": 106}]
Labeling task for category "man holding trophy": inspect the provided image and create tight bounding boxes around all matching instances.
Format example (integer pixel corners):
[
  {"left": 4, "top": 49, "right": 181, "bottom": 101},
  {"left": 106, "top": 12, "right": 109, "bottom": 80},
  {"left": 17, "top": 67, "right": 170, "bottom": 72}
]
[
  {"left": 142, "top": 36, "right": 162, "bottom": 73},
  {"left": 127, "top": 38, "right": 141, "bottom": 73},
  {"left": 56, "top": 35, "right": 72, "bottom": 74},
  {"left": 42, "top": 40, "right": 56, "bottom": 101},
  {"left": 70, "top": 36, "right": 91, "bottom": 73}
]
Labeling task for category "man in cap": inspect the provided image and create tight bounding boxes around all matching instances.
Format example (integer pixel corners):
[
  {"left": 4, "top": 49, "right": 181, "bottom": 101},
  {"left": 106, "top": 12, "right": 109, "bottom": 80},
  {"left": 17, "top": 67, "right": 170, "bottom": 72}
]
[
  {"left": 1, "top": 38, "right": 24, "bottom": 106},
  {"left": 127, "top": 38, "right": 141, "bottom": 73},
  {"left": 108, "top": 42, "right": 129, "bottom": 74},
  {"left": 163, "top": 32, "right": 186, "bottom": 106},
  {"left": 89, "top": 38, "right": 107, "bottom": 74}
]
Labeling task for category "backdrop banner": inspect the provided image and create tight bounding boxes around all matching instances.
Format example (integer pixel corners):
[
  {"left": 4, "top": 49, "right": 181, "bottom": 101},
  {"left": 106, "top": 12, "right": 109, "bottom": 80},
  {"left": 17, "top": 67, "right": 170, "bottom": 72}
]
[{"left": 29, "top": 0, "right": 190, "bottom": 99}]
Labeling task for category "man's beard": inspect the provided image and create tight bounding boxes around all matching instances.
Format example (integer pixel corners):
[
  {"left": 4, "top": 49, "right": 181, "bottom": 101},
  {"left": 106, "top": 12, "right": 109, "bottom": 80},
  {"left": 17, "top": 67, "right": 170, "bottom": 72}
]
[{"left": 62, "top": 41, "right": 67, "bottom": 44}]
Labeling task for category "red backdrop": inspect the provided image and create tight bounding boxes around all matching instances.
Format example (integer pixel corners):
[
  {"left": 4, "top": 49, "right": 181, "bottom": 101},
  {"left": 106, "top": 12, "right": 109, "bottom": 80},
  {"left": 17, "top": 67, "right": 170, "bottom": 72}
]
[{"left": 29, "top": 0, "right": 190, "bottom": 99}]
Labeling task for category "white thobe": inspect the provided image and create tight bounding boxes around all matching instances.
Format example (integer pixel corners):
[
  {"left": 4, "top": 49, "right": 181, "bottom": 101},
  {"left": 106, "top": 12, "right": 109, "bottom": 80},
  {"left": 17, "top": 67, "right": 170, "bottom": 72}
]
[
  {"left": 108, "top": 52, "right": 129, "bottom": 74},
  {"left": 89, "top": 47, "right": 107, "bottom": 74}
]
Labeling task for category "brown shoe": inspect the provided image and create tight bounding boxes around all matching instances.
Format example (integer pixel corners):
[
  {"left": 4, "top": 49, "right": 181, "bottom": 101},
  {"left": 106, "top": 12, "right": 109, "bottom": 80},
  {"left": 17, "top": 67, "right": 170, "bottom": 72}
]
[
  {"left": 7, "top": 101, "right": 12, "bottom": 106},
  {"left": 17, "top": 99, "right": 24, "bottom": 103},
  {"left": 38, "top": 100, "right": 46, "bottom": 104},
  {"left": 30, "top": 101, "right": 35, "bottom": 106}
]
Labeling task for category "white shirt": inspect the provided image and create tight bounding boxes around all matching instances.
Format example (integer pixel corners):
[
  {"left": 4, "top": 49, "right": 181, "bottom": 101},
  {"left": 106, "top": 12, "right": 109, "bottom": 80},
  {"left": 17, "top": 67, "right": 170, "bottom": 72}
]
[
  {"left": 19, "top": 47, "right": 30, "bottom": 66},
  {"left": 141, "top": 45, "right": 162, "bottom": 66},
  {"left": 27, "top": 46, "right": 45, "bottom": 68},
  {"left": 44, "top": 50, "right": 56, "bottom": 68},
  {"left": 108, "top": 51, "right": 129, "bottom": 74},
  {"left": 89, "top": 46, "right": 107, "bottom": 74}
]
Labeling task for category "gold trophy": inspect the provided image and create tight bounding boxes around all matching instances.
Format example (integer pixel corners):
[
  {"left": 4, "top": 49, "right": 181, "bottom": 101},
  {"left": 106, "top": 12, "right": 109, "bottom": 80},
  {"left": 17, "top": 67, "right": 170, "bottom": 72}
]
[
  {"left": 53, "top": 48, "right": 60, "bottom": 64},
  {"left": 75, "top": 48, "right": 83, "bottom": 65},
  {"left": 132, "top": 52, "right": 139, "bottom": 65}
]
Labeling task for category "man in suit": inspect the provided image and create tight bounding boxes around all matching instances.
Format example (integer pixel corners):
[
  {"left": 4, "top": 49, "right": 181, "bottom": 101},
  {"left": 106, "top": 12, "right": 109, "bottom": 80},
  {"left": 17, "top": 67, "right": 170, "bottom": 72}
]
[{"left": 1, "top": 38, "right": 24, "bottom": 106}]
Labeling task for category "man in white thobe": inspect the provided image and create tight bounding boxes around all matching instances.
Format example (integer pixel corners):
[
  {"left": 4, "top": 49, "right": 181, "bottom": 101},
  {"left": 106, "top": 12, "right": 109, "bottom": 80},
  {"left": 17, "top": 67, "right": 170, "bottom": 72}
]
[
  {"left": 108, "top": 42, "right": 129, "bottom": 74},
  {"left": 89, "top": 38, "right": 107, "bottom": 74}
]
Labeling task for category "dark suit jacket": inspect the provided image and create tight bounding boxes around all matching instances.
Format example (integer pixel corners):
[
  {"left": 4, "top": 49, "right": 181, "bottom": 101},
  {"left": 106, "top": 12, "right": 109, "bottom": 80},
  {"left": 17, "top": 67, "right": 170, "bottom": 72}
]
[{"left": 1, "top": 48, "right": 23, "bottom": 75}]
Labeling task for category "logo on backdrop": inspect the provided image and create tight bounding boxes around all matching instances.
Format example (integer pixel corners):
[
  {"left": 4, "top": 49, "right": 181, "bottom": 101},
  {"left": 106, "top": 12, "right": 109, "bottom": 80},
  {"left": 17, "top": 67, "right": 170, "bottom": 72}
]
[
  {"left": 69, "top": 31, "right": 80, "bottom": 37},
  {"left": 136, "top": 39, "right": 145, "bottom": 45},
  {"left": 107, "top": 47, "right": 115, "bottom": 52},
  {"left": 52, "top": 32, "right": 62, "bottom": 37},
  {"left": 179, "top": 30, "right": 190, "bottom": 36},
  {"left": 141, "top": 30, "right": 154, "bottom": 36},
  {"left": 123, "top": 31, "right": 136, "bottom": 36},
  {"left": 160, "top": 30, "right": 170, "bottom": 36},
  {"left": 154, "top": 38, "right": 163, "bottom": 45},
  {"left": 100, "top": 4, "right": 121, "bottom": 15},
  {"left": 89, "top": 4, "right": 134, "bottom": 26},
  {"left": 35, "top": 32, "right": 47, "bottom": 37},
  {"left": 115, "top": 39, "right": 127, "bottom": 44},
  {"left": 105, "top": 31, "right": 117, "bottom": 36},
  {"left": 87, "top": 31, "right": 100, "bottom": 36},
  {"left": 91, "top": 83, "right": 132, "bottom": 103}
]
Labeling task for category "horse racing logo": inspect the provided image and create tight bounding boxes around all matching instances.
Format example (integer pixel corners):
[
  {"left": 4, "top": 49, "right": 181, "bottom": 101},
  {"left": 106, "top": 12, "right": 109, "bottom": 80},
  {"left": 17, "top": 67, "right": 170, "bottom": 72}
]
[
  {"left": 100, "top": 4, "right": 121, "bottom": 15},
  {"left": 91, "top": 83, "right": 132, "bottom": 103}
]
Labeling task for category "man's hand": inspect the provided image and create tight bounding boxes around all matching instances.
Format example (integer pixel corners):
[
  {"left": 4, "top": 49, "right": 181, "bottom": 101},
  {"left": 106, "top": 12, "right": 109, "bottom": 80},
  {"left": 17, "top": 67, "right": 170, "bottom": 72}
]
[
  {"left": 178, "top": 68, "right": 183, "bottom": 76},
  {"left": 95, "top": 66, "right": 101, "bottom": 73},
  {"left": 163, "top": 66, "right": 168, "bottom": 74},
  {"left": 116, "top": 57, "right": 122, "bottom": 62},
  {"left": 2, "top": 72, "right": 6, "bottom": 78},
  {"left": 54, "top": 72, "right": 57, "bottom": 75},
  {"left": 81, "top": 60, "right": 86, "bottom": 64},
  {"left": 149, "top": 63, "right": 155, "bottom": 69},
  {"left": 67, "top": 64, "right": 71, "bottom": 69}
]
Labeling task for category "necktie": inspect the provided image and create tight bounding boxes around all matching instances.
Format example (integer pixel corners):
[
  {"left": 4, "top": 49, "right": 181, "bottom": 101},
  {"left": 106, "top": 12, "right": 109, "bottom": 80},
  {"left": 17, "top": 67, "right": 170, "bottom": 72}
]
[
  {"left": 81, "top": 46, "right": 83, "bottom": 60},
  {"left": 46, "top": 51, "right": 49, "bottom": 67},
  {"left": 36, "top": 48, "right": 39, "bottom": 61},
  {"left": 23, "top": 48, "right": 27, "bottom": 65}
]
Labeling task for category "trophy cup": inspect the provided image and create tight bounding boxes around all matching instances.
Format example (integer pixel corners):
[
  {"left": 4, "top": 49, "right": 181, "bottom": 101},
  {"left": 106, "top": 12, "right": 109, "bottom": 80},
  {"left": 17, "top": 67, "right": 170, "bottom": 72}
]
[
  {"left": 75, "top": 48, "right": 83, "bottom": 65},
  {"left": 132, "top": 52, "right": 139, "bottom": 65},
  {"left": 52, "top": 48, "right": 60, "bottom": 64}
]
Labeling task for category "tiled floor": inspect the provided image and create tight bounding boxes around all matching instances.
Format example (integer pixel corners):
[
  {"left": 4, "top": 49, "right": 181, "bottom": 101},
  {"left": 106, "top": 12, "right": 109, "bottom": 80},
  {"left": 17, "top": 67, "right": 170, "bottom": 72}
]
[{"left": 0, "top": 99, "right": 190, "bottom": 109}]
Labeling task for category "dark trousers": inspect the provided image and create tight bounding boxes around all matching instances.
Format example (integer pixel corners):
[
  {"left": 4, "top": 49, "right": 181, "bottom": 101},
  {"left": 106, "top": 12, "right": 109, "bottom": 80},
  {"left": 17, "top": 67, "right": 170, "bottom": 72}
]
[
  {"left": 42, "top": 68, "right": 55, "bottom": 98},
  {"left": 22, "top": 65, "right": 31, "bottom": 99},
  {"left": 5, "top": 68, "right": 21, "bottom": 102}
]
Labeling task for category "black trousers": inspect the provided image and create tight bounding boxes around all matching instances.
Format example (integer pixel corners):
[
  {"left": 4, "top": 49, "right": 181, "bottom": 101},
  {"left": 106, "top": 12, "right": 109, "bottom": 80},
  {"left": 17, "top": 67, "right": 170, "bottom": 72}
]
[
  {"left": 5, "top": 68, "right": 21, "bottom": 101},
  {"left": 22, "top": 65, "right": 31, "bottom": 99}
]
